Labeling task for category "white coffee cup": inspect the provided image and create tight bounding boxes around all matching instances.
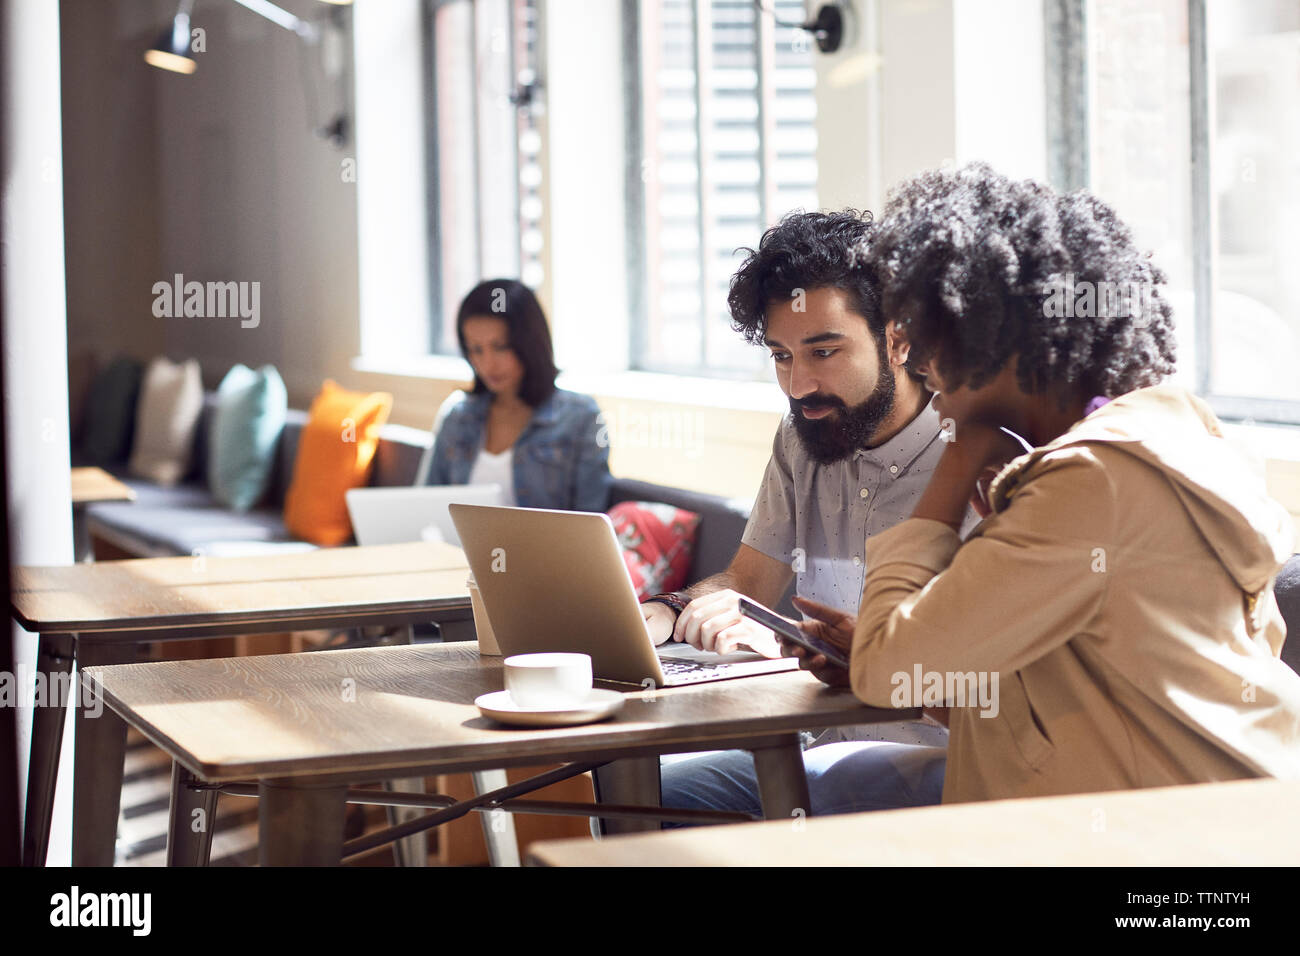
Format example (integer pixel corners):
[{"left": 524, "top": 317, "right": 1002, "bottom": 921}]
[{"left": 503, "top": 653, "right": 593, "bottom": 709}]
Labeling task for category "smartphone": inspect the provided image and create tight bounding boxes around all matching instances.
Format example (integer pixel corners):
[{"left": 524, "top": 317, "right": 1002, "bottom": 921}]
[{"left": 738, "top": 597, "right": 850, "bottom": 669}]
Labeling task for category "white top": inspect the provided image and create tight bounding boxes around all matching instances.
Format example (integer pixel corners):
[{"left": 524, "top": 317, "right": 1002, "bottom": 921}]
[{"left": 467, "top": 447, "right": 517, "bottom": 506}]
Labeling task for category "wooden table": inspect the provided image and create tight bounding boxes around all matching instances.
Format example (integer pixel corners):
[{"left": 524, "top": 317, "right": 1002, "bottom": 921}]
[
  {"left": 82, "top": 641, "right": 913, "bottom": 866},
  {"left": 527, "top": 777, "right": 1300, "bottom": 866},
  {"left": 70, "top": 466, "right": 136, "bottom": 506},
  {"left": 70, "top": 467, "right": 136, "bottom": 561},
  {"left": 10, "top": 540, "right": 473, "bottom": 866}
]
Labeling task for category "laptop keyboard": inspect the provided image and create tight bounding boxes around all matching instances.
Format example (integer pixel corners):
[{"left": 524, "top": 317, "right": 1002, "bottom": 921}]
[{"left": 659, "top": 657, "right": 759, "bottom": 684}]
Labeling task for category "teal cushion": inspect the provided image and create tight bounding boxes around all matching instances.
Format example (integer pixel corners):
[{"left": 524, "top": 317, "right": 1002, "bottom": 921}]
[
  {"left": 80, "top": 357, "right": 143, "bottom": 464},
  {"left": 207, "top": 364, "right": 287, "bottom": 512}
]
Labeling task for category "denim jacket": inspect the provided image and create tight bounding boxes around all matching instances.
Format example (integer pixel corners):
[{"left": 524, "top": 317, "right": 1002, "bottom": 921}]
[{"left": 425, "top": 388, "right": 612, "bottom": 513}]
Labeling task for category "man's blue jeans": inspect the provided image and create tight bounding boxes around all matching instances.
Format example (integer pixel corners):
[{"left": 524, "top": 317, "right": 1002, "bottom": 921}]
[{"left": 659, "top": 742, "right": 948, "bottom": 826}]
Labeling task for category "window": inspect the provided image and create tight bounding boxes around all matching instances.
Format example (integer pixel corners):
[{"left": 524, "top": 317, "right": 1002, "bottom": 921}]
[
  {"left": 627, "top": 0, "right": 818, "bottom": 378},
  {"left": 1070, "top": 0, "right": 1300, "bottom": 423},
  {"left": 426, "top": 0, "right": 543, "bottom": 355},
  {"left": 1202, "top": 0, "right": 1300, "bottom": 416}
]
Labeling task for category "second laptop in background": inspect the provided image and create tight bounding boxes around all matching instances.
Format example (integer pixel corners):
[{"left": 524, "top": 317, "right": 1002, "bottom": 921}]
[{"left": 346, "top": 484, "right": 504, "bottom": 547}]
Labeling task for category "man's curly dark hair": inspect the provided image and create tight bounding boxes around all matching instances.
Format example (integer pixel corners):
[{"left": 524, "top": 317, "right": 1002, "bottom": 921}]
[
  {"left": 727, "top": 209, "right": 883, "bottom": 345},
  {"left": 869, "top": 162, "right": 1177, "bottom": 401}
]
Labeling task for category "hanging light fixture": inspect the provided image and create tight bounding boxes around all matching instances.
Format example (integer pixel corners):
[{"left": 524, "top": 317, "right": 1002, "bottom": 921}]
[{"left": 143, "top": 0, "right": 197, "bottom": 74}]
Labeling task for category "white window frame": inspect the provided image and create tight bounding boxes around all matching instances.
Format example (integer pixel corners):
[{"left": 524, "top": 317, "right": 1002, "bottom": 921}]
[{"left": 625, "top": 0, "right": 819, "bottom": 380}]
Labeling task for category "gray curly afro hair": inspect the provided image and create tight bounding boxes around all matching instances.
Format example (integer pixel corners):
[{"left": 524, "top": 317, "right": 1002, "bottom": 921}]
[{"left": 869, "top": 162, "right": 1177, "bottom": 401}]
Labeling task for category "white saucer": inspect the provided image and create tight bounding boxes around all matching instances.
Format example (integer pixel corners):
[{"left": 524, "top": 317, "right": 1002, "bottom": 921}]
[{"left": 474, "top": 689, "right": 625, "bottom": 727}]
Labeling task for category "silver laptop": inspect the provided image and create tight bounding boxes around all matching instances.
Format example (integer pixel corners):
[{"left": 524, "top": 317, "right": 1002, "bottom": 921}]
[
  {"left": 449, "top": 503, "right": 799, "bottom": 687},
  {"left": 346, "top": 485, "right": 504, "bottom": 547}
]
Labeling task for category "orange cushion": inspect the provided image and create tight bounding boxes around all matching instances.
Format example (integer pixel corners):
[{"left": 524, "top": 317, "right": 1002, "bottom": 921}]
[{"left": 283, "top": 380, "right": 393, "bottom": 546}]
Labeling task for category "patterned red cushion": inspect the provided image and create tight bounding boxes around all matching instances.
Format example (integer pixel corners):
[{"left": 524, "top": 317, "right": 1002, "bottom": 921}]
[{"left": 608, "top": 501, "right": 701, "bottom": 601}]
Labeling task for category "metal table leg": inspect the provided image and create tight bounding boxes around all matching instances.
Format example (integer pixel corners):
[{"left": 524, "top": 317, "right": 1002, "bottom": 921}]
[
  {"left": 72, "top": 639, "right": 136, "bottom": 866},
  {"left": 21, "top": 633, "right": 75, "bottom": 866},
  {"left": 258, "top": 778, "right": 348, "bottom": 866},
  {"left": 166, "top": 762, "right": 217, "bottom": 867},
  {"left": 471, "top": 769, "right": 521, "bottom": 866},
  {"left": 382, "top": 777, "right": 429, "bottom": 866},
  {"left": 592, "top": 757, "right": 662, "bottom": 836}
]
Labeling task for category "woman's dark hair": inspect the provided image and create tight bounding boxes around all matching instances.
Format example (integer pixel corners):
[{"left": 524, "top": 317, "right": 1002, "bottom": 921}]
[
  {"left": 870, "top": 162, "right": 1177, "bottom": 402},
  {"left": 456, "top": 278, "right": 558, "bottom": 407},
  {"left": 727, "top": 209, "right": 885, "bottom": 344}
]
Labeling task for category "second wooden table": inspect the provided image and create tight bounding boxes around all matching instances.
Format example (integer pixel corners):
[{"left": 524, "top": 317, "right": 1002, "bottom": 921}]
[{"left": 11, "top": 540, "right": 473, "bottom": 866}]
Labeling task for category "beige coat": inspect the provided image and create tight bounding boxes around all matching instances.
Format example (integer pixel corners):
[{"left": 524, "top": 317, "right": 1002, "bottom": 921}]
[{"left": 851, "top": 384, "right": 1300, "bottom": 804}]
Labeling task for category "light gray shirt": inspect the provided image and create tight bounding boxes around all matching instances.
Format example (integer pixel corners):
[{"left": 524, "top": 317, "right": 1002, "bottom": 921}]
[
  {"left": 743, "top": 399, "right": 974, "bottom": 611},
  {"left": 741, "top": 398, "right": 975, "bottom": 747}
]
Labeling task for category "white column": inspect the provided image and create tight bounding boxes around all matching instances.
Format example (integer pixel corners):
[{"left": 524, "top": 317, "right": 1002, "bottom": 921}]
[{"left": 2, "top": 0, "right": 74, "bottom": 864}]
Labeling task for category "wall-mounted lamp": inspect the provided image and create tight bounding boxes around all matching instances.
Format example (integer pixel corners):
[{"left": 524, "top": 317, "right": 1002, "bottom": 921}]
[
  {"left": 144, "top": 0, "right": 338, "bottom": 74},
  {"left": 804, "top": 4, "right": 845, "bottom": 53},
  {"left": 756, "top": 1, "right": 847, "bottom": 55},
  {"left": 143, "top": 0, "right": 197, "bottom": 74},
  {"left": 144, "top": 0, "right": 351, "bottom": 148}
]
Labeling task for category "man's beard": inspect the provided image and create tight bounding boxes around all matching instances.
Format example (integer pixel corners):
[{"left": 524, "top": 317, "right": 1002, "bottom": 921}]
[{"left": 789, "top": 371, "right": 896, "bottom": 465}]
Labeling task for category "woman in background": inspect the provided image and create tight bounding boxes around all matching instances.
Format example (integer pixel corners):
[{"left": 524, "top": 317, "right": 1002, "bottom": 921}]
[{"left": 423, "top": 278, "right": 611, "bottom": 512}]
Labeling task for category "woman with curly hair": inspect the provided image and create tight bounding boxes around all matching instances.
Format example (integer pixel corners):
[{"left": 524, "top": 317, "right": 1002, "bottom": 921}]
[{"left": 787, "top": 162, "right": 1300, "bottom": 803}]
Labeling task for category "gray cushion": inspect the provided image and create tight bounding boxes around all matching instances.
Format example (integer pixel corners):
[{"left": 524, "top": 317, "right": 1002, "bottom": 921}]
[
  {"left": 370, "top": 423, "right": 431, "bottom": 488},
  {"left": 80, "top": 357, "right": 142, "bottom": 465},
  {"left": 186, "top": 395, "right": 218, "bottom": 482},
  {"left": 268, "top": 408, "right": 309, "bottom": 506},
  {"left": 100, "top": 471, "right": 215, "bottom": 510},
  {"left": 87, "top": 480, "right": 306, "bottom": 557}
]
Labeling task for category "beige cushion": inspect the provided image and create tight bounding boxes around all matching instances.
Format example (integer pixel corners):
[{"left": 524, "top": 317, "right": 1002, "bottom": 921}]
[{"left": 128, "top": 357, "right": 204, "bottom": 486}]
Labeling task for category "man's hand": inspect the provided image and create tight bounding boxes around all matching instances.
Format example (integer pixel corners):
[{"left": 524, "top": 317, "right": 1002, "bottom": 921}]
[
  {"left": 641, "top": 601, "right": 677, "bottom": 646},
  {"left": 780, "top": 596, "right": 853, "bottom": 687},
  {"left": 672, "top": 589, "right": 782, "bottom": 658}
]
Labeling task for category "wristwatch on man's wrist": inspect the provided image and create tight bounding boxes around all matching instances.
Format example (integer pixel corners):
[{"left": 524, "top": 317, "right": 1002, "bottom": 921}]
[{"left": 643, "top": 591, "right": 692, "bottom": 619}]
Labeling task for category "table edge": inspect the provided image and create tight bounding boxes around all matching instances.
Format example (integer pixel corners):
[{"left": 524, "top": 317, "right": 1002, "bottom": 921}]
[
  {"left": 81, "top": 664, "right": 920, "bottom": 783},
  {"left": 9, "top": 595, "right": 472, "bottom": 635}
]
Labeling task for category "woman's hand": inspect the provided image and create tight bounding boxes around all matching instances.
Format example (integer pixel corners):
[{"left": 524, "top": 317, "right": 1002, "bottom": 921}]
[
  {"left": 971, "top": 463, "right": 1005, "bottom": 518},
  {"left": 914, "top": 424, "right": 1025, "bottom": 528},
  {"left": 778, "top": 596, "right": 854, "bottom": 688}
]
